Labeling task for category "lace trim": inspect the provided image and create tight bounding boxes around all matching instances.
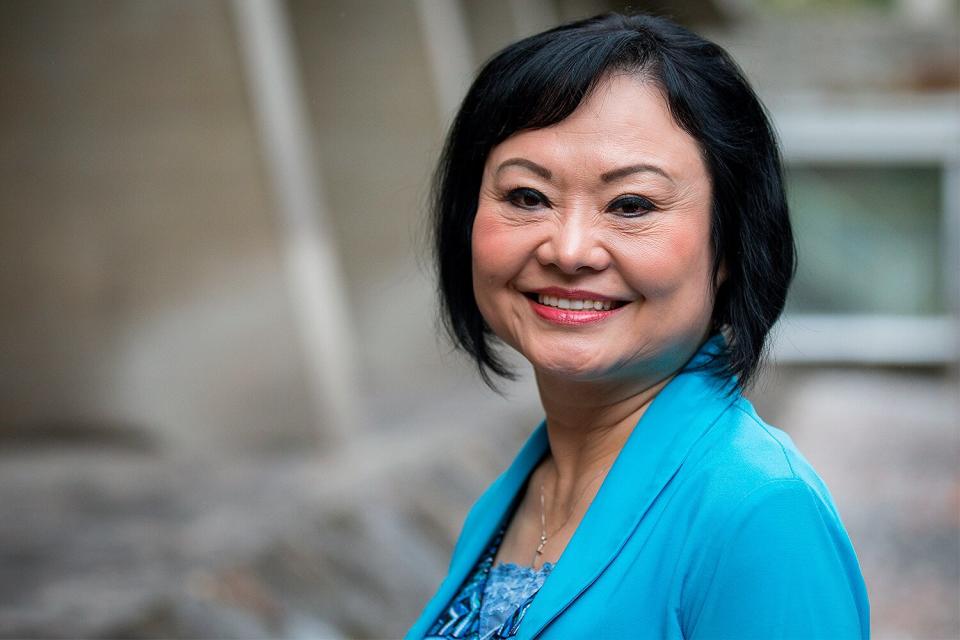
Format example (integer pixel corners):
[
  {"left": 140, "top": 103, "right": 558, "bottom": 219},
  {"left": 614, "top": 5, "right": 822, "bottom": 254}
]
[{"left": 479, "top": 560, "right": 555, "bottom": 637}]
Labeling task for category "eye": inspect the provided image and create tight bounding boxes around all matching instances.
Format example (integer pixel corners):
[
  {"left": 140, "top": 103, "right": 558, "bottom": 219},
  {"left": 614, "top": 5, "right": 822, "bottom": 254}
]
[
  {"left": 506, "top": 187, "right": 549, "bottom": 210},
  {"left": 608, "top": 195, "right": 656, "bottom": 218}
]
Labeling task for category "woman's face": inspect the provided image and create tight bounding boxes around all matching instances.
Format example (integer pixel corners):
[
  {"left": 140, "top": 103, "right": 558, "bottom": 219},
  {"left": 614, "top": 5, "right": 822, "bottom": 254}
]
[{"left": 471, "top": 73, "right": 721, "bottom": 383}]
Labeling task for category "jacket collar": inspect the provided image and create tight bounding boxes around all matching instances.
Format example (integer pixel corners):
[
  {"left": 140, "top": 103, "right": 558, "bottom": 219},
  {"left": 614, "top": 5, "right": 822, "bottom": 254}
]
[{"left": 408, "top": 335, "right": 738, "bottom": 639}]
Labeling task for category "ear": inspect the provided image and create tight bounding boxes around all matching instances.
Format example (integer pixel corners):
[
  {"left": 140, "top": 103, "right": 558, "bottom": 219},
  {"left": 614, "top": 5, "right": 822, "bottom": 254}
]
[{"left": 715, "top": 260, "right": 728, "bottom": 288}]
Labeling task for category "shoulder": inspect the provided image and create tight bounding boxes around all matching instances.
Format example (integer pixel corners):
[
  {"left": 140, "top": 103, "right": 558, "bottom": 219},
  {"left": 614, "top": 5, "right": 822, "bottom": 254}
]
[
  {"left": 675, "top": 392, "right": 851, "bottom": 562},
  {"left": 682, "top": 394, "right": 845, "bottom": 527},
  {"left": 677, "top": 396, "right": 870, "bottom": 638}
]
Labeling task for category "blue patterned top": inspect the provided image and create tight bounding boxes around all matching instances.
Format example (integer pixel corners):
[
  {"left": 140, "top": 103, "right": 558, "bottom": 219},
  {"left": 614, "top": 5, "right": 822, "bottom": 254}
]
[{"left": 426, "top": 525, "right": 555, "bottom": 639}]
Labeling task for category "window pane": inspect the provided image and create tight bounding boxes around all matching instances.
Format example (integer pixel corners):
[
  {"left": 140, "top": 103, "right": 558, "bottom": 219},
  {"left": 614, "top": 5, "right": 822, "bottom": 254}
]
[{"left": 784, "top": 165, "right": 944, "bottom": 315}]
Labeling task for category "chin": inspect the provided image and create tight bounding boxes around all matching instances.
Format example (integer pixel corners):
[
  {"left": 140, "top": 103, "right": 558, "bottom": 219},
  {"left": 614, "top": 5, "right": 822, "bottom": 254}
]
[
  {"left": 526, "top": 336, "right": 695, "bottom": 385},
  {"left": 523, "top": 346, "right": 618, "bottom": 382}
]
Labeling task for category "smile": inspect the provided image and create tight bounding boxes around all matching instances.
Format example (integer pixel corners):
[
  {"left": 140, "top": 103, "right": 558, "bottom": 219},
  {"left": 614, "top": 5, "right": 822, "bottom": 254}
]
[{"left": 522, "top": 291, "right": 629, "bottom": 325}]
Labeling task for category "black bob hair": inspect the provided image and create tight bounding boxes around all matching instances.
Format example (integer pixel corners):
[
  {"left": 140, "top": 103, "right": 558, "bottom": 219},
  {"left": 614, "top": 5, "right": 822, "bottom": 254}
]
[{"left": 432, "top": 12, "right": 796, "bottom": 393}]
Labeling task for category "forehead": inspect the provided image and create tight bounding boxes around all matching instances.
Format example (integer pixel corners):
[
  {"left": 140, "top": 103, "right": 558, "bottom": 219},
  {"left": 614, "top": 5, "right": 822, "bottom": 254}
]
[{"left": 485, "top": 73, "right": 706, "bottom": 182}]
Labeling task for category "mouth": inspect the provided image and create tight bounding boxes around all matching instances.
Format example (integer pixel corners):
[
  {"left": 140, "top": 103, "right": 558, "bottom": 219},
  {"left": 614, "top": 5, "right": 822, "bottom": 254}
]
[{"left": 521, "top": 291, "right": 629, "bottom": 311}]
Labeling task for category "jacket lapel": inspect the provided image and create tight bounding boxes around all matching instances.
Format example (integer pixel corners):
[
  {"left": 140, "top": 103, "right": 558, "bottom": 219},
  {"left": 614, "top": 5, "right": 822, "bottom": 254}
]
[
  {"left": 515, "top": 337, "right": 738, "bottom": 639},
  {"left": 405, "top": 421, "right": 550, "bottom": 639}
]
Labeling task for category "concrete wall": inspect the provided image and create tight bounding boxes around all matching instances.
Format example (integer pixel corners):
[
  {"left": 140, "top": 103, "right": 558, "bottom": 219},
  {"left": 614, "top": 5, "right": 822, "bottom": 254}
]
[{"left": 0, "top": 0, "right": 315, "bottom": 452}]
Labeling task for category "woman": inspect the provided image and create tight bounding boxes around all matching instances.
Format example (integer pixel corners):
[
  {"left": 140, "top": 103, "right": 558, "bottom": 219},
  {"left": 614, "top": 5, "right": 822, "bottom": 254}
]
[{"left": 407, "top": 12, "right": 869, "bottom": 640}]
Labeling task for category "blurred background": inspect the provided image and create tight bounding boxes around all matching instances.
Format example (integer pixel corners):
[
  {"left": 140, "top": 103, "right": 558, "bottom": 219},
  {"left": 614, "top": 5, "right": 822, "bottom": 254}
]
[{"left": 0, "top": 0, "right": 957, "bottom": 638}]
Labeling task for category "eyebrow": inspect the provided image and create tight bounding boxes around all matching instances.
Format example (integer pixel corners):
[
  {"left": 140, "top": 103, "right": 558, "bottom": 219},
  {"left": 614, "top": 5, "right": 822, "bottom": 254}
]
[
  {"left": 495, "top": 157, "right": 552, "bottom": 180},
  {"left": 495, "top": 157, "right": 674, "bottom": 184},
  {"left": 601, "top": 163, "right": 674, "bottom": 184}
]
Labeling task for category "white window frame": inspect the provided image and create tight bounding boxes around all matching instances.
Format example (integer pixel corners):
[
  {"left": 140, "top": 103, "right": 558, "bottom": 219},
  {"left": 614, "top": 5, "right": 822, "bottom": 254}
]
[{"left": 769, "top": 98, "right": 960, "bottom": 365}]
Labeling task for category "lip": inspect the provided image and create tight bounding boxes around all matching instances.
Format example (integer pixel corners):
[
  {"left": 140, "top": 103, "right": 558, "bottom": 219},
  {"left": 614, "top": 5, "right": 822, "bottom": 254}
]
[{"left": 525, "top": 294, "right": 627, "bottom": 326}]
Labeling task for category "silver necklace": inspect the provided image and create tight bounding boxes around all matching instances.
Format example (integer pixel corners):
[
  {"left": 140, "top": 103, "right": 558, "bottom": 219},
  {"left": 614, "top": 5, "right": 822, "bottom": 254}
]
[{"left": 534, "top": 469, "right": 610, "bottom": 565}]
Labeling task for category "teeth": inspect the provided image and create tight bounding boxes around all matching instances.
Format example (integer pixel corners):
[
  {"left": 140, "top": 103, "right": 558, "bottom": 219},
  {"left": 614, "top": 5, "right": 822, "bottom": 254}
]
[{"left": 537, "top": 294, "right": 614, "bottom": 311}]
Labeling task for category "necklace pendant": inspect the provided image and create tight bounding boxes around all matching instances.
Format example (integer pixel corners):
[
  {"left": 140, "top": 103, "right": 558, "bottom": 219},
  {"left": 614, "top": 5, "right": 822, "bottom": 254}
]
[{"left": 536, "top": 536, "right": 547, "bottom": 555}]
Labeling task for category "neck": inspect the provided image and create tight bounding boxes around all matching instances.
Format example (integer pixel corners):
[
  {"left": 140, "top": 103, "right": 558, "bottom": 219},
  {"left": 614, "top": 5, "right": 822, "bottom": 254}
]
[{"left": 533, "top": 369, "right": 675, "bottom": 514}]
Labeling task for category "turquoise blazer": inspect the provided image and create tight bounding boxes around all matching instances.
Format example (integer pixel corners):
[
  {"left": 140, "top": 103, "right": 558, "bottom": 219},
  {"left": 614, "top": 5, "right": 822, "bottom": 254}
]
[{"left": 406, "top": 337, "right": 870, "bottom": 639}]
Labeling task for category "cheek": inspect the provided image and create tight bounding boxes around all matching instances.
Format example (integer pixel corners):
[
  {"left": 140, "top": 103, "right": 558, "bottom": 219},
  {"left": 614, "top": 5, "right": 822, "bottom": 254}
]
[
  {"left": 470, "top": 210, "right": 499, "bottom": 282},
  {"left": 661, "top": 222, "right": 718, "bottom": 326},
  {"left": 471, "top": 210, "right": 518, "bottom": 327},
  {"left": 471, "top": 207, "right": 530, "bottom": 287},
  {"left": 471, "top": 208, "right": 536, "bottom": 340},
  {"left": 617, "top": 217, "right": 715, "bottom": 301}
]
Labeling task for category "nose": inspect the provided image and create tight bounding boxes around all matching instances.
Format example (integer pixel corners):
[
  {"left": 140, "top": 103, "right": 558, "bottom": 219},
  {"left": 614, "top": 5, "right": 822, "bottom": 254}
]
[{"left": 535, "top": 212, "right": 611, "bottom": 274}]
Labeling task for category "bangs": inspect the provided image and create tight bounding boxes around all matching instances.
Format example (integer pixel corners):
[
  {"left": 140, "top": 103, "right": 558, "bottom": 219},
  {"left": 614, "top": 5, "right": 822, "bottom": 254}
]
[{"left": 468, "top": 29, "right": 656, "bottom": 149}]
